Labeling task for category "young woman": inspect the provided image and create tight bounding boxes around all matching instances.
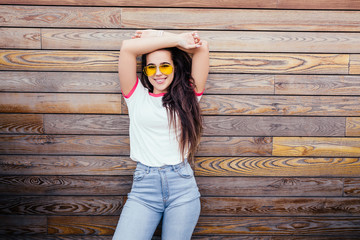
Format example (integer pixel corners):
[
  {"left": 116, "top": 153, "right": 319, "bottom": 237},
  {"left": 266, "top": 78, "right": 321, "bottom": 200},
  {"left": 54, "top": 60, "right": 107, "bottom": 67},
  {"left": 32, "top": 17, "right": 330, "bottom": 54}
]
[{"left": 112, "top": 29, "right": 209, "bottom": 240}]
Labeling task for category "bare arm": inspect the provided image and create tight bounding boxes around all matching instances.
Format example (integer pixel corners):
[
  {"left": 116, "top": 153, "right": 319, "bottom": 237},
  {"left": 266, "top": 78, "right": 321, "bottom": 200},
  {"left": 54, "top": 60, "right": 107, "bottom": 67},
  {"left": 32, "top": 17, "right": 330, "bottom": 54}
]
[{"left": 118, "top": 31, "right": 201, "bottom": 96}]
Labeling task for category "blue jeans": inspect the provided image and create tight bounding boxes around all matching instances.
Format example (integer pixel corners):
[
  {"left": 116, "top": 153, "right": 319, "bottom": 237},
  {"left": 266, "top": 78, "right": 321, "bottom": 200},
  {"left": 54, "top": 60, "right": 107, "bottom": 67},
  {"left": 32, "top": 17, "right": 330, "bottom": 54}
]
[{"left": 113, "top": 160, "right": 201, "bottom": 240}]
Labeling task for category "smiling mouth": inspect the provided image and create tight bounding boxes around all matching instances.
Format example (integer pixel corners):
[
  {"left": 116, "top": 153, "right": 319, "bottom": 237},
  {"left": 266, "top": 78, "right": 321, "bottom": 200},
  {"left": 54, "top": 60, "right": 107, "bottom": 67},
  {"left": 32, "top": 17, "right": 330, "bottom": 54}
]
[{"left": 154, "top": 78, "right": 166, "bottom": 84}]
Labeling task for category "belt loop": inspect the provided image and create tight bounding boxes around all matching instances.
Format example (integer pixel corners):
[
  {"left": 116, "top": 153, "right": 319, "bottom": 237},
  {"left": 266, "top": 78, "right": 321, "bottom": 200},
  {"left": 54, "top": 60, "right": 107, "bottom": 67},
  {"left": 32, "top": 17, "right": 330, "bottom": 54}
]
[{"left": 146, "top": 166, "right": 150, "bottom": 174}]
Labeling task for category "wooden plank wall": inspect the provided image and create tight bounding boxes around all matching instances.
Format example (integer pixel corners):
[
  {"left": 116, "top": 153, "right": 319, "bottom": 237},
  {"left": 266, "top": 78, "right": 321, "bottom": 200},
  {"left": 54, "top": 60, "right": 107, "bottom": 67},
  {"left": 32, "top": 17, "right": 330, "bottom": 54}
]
[{"left": 1, "top": 0, "right": 360, "bottom": 239}]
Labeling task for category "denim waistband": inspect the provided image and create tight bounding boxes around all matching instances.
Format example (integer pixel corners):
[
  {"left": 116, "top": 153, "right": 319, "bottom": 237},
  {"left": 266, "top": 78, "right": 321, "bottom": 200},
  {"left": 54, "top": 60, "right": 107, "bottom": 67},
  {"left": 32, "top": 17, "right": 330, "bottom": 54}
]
[{"left": 136, "top": 160, "right": 188, "bottom": 173}]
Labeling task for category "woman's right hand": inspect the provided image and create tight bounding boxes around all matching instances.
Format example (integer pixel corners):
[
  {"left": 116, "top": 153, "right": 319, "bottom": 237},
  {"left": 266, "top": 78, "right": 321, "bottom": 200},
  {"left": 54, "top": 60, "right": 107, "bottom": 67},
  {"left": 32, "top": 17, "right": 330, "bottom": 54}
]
[{"left": 177, "top": 32, "right": 203, "bottom": 53}]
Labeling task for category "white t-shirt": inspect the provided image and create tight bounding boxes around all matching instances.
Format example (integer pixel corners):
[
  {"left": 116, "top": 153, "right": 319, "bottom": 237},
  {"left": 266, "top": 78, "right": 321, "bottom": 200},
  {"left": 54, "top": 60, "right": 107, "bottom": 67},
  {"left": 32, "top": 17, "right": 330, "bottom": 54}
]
[{"left": 122, "top": 77, "right": 202, "bottom": 167}]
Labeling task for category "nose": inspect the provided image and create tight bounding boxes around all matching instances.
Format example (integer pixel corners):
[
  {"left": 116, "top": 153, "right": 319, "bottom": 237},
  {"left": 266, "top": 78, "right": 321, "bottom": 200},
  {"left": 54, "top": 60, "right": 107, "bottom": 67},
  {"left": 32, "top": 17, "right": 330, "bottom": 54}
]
[{"left": 155, "top": 66, "right": 162, "bottom": 76}]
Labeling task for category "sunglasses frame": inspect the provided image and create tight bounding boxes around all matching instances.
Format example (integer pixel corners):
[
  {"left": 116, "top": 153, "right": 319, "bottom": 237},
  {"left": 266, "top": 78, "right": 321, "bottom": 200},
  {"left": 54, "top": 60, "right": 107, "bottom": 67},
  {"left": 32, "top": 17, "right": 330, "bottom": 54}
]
[{"left": 143, "top": 63, "right": 174, "bottom": 77}]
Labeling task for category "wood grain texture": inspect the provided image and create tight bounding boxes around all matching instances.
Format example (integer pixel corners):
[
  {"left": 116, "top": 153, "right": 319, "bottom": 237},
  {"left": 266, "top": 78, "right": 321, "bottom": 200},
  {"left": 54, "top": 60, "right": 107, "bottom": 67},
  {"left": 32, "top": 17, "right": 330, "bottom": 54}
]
[
  {"left": 40, "top": 29, "right": 360, "bottom": 53},
  {"left": 0, "top": 215, "right": 46, "bottom": 234},
  {"left": 0, "top": 155, "right": 136, "bottom": 175},
  {"left": 0, "top": 5, "right": 121, "bottom": 28},
  {"left": 0, "top": 114, "right": 44, "bottom": 134},
  {"left": 344, "top": 179, "right": 360, "bottom": 197},
  {"left": 275, "top": 75, "right": 360, "bottom": 95},
  {"left": 0, "top": 93, "right": 122, "bottom": 114},
  {"left": 200, "top": 197, "right": 360, "bottom": 216},
  {"left": 194, "top": 157, "right": 360, "bottom": 177},
  {"left": 3, "top": 0, "right": 360, "bottom": 10},
  {"left": 197, "top": 177, "right": 343, "bottom": 197},
  {"left": 0, "top": 176, "right": 132, "bottom": 195},
  {"left": 0, "top": 50, "right": 350, "bottom": 74},
  {"left": 194, "top": 216, "right": 360, "bottom": 235},
  {"left": 347, "top": 117, "right": 360, "bottom": 136},
  {"left": 0, "top": 27, "right": 40, "bottom": 49},
  {"left": 0, "top": 196, "right": 123, "bottom": 215},
  {"left": 122, "top": 8, "right": 360, "bottom": 32},
  {"left": 273, "top": 137, "right": 360, "bottom": 157},
  {"left": 200, "top": 95, "right": 360, "bottom": 116},
  {"left": 0, "top": 71, "right": 120, "bottom": 92},
  {"left": 349, "top": 54, "right": 360, "bottom": 74},
  {"left": 203, "top": 116, "right": 345, "bottom": 137}
]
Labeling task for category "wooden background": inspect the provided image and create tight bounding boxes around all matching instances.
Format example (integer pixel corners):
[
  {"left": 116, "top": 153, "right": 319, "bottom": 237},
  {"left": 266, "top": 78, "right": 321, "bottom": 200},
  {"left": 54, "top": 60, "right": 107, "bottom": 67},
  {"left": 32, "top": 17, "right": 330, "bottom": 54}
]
[{"left": 1, "top": 0, "right": 360, "bottom": 239}]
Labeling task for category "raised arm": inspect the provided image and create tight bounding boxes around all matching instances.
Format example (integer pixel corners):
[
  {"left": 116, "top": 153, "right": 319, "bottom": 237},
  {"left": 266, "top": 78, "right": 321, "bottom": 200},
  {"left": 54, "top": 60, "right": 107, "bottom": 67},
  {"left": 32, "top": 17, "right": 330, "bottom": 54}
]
[{"left": 118, "top": 31, "right": 202, "bottom": 96}]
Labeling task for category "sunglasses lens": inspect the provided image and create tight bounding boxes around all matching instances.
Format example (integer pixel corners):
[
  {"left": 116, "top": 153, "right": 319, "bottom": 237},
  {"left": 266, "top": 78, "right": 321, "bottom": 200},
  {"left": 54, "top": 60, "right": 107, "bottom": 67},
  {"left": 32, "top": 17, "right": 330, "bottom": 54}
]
[
  {"left": 159, "top": 64, "right": 173, "bottom": 75},
  {"left": 143, "top": 65, "right": 156, "bottom": 76}
]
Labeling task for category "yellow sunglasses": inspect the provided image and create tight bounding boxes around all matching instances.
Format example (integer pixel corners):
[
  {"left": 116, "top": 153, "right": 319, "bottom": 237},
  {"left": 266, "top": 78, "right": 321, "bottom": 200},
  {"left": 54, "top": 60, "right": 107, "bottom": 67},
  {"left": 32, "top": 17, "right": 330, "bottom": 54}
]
[{"left": 143, "top": 63, "right": 173, "bottom": 77}]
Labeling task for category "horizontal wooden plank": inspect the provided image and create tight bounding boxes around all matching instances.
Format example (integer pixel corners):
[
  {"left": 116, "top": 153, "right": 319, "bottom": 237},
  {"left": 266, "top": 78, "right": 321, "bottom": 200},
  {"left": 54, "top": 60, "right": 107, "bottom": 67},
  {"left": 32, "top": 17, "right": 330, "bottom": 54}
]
[
  {"left": 0, "top": 176, "right": 132, "bottom": 195},
  {"left": 0, "top": 5, "right": 121, "bottom": 28},
  {"left": 0, "top": 236, "right": 113, "bottom": 240},
  {"left": 0, "top": 50, "right": 350, "bottom": 74},
  {"left": 194, "top": 157, "right": 360, "bottom": 177},
  {"left": 5, "top": 93, "right": 358, "bottom": 116},
  {"left": 344, "top": 178, "right": 360, "bottom": 197},
  {"left": 350, "top": 54, "right": 360, "bottom": 74},
  {"left": 0, "top": 135, "right": 271, "bottom": 156},
  {"left": 0, "top": 93, "right": 122, "bottom": 114},
  {"left": 0, "top": 114, "right": 43, "bottom": 134},
  {"left": 122, "top": 8, "right": 360, "bottom": 32},
  {"left": 47, "top": 215, "right": 360, "bottom": 235},
  {"left": 347, "top": 117, "right": 360, "bottom": 136},
  {"left": 275, "top": 75, "right": 360, "bottom": 95},
  {"left": 0, "top": 175, "right": 342, "bottom": 197},
  {"left": 0, "top": 71, "right": 274, "bottom": 95},
  {"left": 0, "top": 215, "right": 46, "bottom": 234},
  {"left": 0, "top": 196, "right": 123, "bottom": 215},
  {"left": 3, "top": 0, "right": 360, "bottom": 10},
  {"left": 273, "top": 137, "right": 360, "bottom": 157},
  {"left": 0, "top": 27, "right": 40, "bottom": 49},
  {"left": 194, "top": 216, "right": 360, "bottom": 235},
  {"left": 40, "top": 29, "right": 360, "bottom": 53},
  {"left": 0, "top": 155, "right": 136, "bottom": 175},
  {"left": 200, "top": 197, "right": 360, "bottom": 216},
  {"left": 200, "top": 95, "right": 360, "bottom": 116},
  {"left": 197, "top": 177, "right": 343, "bottom": 197}
]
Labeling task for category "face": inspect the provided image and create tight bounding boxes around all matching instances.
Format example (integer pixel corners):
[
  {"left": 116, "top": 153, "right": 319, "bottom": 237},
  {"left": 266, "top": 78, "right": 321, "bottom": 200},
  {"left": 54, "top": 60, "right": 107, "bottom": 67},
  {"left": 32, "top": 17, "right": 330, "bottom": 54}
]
[{"left": 145, "top": 50, "right": 175, "bottom": 94}]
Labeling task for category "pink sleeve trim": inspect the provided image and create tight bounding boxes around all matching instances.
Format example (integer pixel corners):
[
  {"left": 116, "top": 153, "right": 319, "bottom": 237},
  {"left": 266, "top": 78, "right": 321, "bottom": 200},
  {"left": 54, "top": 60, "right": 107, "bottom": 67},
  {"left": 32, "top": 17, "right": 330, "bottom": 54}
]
[
  {"left": 194, "top": 89, "right": 204, "bottom": 96},
  {"left": 122, "top": 78, "right": 139, "bottom": 99}
]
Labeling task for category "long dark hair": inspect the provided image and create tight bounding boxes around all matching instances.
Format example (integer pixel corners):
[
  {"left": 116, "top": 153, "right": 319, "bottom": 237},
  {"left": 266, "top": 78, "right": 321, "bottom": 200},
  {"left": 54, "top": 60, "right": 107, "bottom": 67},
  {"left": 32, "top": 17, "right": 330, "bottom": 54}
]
[{"left": 141, "top": 47, "right": 203, "bottom": 162}]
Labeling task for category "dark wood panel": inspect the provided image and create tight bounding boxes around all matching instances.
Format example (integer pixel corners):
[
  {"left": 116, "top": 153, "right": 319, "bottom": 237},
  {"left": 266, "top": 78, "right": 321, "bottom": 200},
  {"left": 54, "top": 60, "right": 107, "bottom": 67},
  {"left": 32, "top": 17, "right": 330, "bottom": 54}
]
[
  {"left": 0, "top": 196, "right": 123, "bottom": 215},
  {"left": 4, "top": 0, "right": 360, "bottom": 10},
  {"left": 273, "top": 137, "right": 360, "bottom": 157},
  {"left": 194, "top": 216, "right": 360, "bottom": 235},
  {"left": 0, "top": 215, "right": 46, "bottom": 234},
  {"left": 350, "top": 54, "right": 360, "bottom": 74},
  {"left": 0, "top": 114, "right": 43, "bottom": 134},
  {"left": 0, "top": 27, "right": 40, "bottom": 49},
  {"left": 0, "top": 135, "right": 271, "bottom": 156},
  {"left": 200, "top": 95, "right": 360, "bottom": 116},
  {"left": 203, "top": 116, "right": 345, "bottom": 137},
  {"left": 200, "top": 197, "right": 360, "bottom": 216},
  {"left": 0, "top": 236, "right": 113, "bottom": 240},
  {"left": 0, "top": 176, "right": 132, "bottom": 195},
  {"left": 41, "top": 29, "right": 360, "bottom": 53},
  {"left": 122, "top": 8, "right": 360, "bottom": 32},
  {"left": 0, "top": 71, "right": 120, "bottom": 92},
  {"left": 344, "top": 178, "right": 360, "bottom": 197},
  {"left": 197, "top": 177, "right": 343, "bottom": 197},
  {"left": 0, "top": 50, "right": 350, "bottom": 74},
  {"left": 0, "top": 155, "right": 136, "bottom": 175},
  {"left": 194, "top": 157, "right": 360, "bottom": 177},
  {"left": 0, "top": 5, "right": 121, "bottom": 28},
  {"left": 0, "top": 93, "right": 122, "bottom": 114},
  {"left": 275, "top": 75, "right": 360, "bottom": 95},
  {"left": 347, "top": 117, "right": 360, "bottom": 136}
]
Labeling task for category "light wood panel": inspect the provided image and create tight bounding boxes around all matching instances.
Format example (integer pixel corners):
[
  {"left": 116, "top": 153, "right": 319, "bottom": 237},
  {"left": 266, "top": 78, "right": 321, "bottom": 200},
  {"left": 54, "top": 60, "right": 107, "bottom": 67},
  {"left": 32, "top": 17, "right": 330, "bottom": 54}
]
[
  {"left": 273, "top": 137, "right": 360, "bottom": 157},
  {"left": 0, "top": 50, "right": 350, "bottom": 74},
  {"left": 0, "top": 155, "right": 136, "bottom": 176},
  {"left": 350, "top": 54, "right": 360, "bottom": 74},
  {"left": 121, "top": 8, "right": 360, "bottom": 31},
  {"left": 194, "top": 157, "right": 360, "bottom": 177},
  {"left": 0, "top": 28, "right": 40, "bottom": 49},
  {"left": 347, "top": 117, "right": 360, "bottom": 136}
]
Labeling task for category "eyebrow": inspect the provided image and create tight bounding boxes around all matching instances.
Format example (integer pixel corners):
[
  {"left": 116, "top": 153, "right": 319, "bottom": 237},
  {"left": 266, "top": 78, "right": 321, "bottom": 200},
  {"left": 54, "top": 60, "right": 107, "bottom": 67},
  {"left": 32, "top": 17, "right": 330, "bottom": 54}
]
[{"left": 146, "top": 62, "right": 171, "bottom": 66}]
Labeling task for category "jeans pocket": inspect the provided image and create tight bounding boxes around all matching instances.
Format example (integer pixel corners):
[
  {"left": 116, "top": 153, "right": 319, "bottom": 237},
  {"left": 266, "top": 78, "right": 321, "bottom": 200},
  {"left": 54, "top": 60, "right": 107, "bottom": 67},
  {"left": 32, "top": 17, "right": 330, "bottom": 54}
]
[
  {"left": 133, "top": 169, "right": 146, "bottom": 181},
  {"left": 176, "top": 163, "right": 194, "bottom": 179}
]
